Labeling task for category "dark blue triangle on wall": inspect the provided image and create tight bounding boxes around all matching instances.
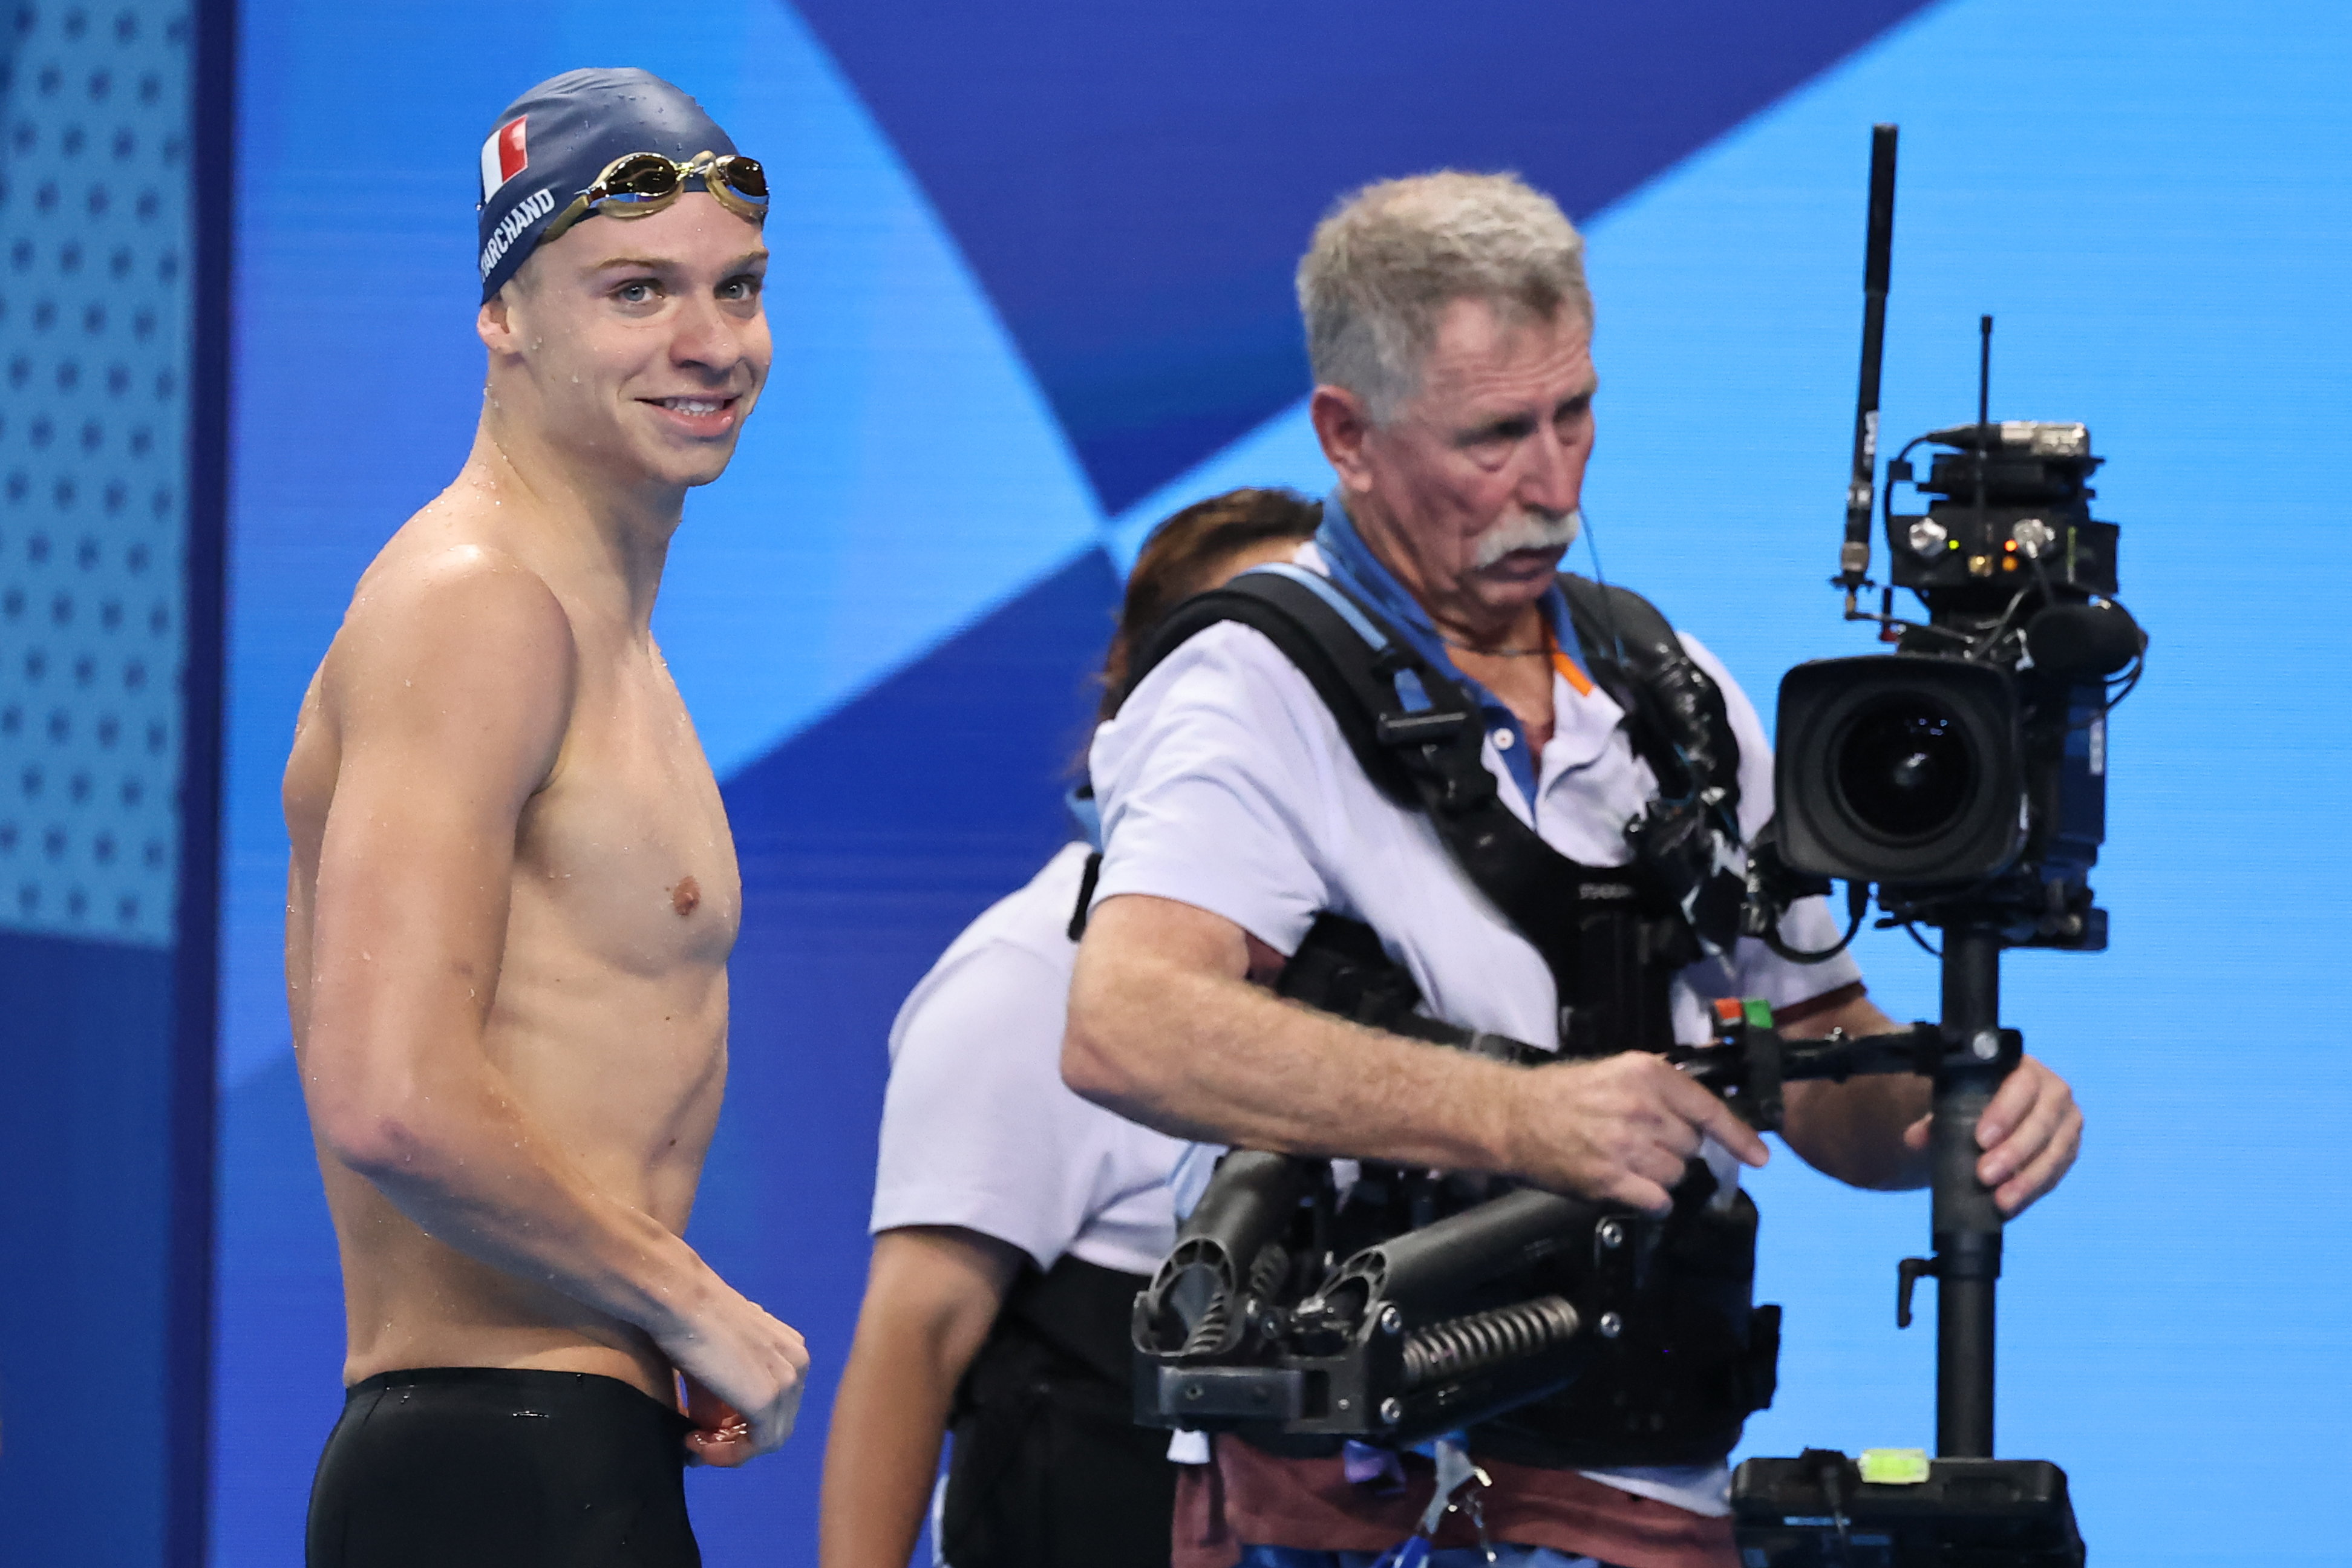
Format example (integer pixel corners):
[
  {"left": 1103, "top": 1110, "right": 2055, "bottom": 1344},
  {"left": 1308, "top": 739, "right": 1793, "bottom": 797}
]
[
  {"left": 678, "top": 547, "right": 1121, "bottom": 1546},
  {"left": 790, "top": 0, "right": 1937, "bottom": 515}
]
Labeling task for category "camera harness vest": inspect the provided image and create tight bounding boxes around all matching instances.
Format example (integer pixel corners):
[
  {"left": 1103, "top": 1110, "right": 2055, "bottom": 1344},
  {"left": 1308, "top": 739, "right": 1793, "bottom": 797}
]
[
  {"left": 1111, "top": 564, "right": 1780, "bottom": 1468},
  {"left": 949, "top": 563, "right": 1779, "bottom": 1521},
  {"left": 1134, "top": 563, "right": 1753, "bottom": 1053}
]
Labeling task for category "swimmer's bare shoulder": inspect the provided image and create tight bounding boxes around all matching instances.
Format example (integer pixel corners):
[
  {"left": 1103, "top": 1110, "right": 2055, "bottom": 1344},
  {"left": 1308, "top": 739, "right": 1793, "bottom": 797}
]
[{"left": 284, "top": 489, "right": 803, "bottom": 1466}]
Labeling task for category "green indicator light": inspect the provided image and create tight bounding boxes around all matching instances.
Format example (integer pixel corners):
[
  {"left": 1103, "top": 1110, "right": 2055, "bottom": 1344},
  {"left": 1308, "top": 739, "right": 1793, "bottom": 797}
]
[{"left": 1859, "top": 1448, "right": 1930, "bottom": 1485}]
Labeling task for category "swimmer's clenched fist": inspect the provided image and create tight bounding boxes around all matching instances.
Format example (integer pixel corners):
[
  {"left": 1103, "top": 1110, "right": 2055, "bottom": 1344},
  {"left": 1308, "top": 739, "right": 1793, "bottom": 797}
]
[{"left": 287, "top": 70, "right": 801, "bottom": 1563}]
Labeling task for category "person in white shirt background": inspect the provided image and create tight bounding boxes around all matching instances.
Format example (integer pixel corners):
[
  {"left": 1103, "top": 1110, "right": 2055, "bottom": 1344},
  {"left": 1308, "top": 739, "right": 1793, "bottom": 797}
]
[{"left": 819, "top": 488, "right": 1325, "bottom": 1568}]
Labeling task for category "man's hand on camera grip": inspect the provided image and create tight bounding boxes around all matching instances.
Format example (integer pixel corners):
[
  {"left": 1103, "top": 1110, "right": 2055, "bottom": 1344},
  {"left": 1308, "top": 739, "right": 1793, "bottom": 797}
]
[
  {"left": 1901, "top": 1053, "right": 2081, "bottom": 1216},
  {"left": 1511, "top": 1051, "right": 1769, "bottom": 1215}
]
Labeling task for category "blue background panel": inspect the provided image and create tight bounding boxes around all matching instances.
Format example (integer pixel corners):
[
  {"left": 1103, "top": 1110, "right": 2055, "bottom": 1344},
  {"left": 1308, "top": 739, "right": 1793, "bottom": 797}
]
[
  {"left": 210, "top": 1, "right": 2352, "bottom": 1565},
  {"left": 0, "top": 0, "right": 194, "bottom": 947},
  {"left": 0, "top": 2, "right": 214, "bottom": 1561},
  {"left": 0, "top": 932, "right": 177, "bottom": 1564},
  {"left": 788, "top": 0, "right": 1935, "bottom": 513}
]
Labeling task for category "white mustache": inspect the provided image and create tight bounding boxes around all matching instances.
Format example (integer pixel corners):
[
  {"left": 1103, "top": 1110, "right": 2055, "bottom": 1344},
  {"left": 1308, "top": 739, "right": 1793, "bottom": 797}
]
[{"left": 1471, "top": 507, "right": 1583, "bottom": 569}]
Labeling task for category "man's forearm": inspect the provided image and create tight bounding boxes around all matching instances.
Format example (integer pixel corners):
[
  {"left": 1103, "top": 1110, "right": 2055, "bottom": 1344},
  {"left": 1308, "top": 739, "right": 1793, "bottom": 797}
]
[
  {"left": 1066, "top": 898, "right": 1521, "bottom": 1174},
  {"left": 1779, "top": 992, "right": 1933, "bottom": 1190},
  {"left": 1070, "top": 896, "right": 1768, "bottom": 1209}
]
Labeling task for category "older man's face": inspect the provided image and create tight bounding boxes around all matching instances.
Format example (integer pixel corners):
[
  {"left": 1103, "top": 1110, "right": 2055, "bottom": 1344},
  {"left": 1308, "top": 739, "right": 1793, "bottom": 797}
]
[{"left": 1353, "top": 297, "right": 1596, "bottom": 625}]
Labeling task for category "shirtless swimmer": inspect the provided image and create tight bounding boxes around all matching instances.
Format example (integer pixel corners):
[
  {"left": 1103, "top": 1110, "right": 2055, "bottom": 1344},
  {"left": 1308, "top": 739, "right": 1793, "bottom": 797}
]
[{"left": 284, "top": 70, "right": 803, "bottom": 1566}]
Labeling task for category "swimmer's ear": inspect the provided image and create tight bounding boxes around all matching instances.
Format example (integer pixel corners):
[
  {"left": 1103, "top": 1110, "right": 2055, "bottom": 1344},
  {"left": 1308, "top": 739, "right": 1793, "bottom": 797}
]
[{"left": 477, "top": 282, "right": 525, "bottom": 358}]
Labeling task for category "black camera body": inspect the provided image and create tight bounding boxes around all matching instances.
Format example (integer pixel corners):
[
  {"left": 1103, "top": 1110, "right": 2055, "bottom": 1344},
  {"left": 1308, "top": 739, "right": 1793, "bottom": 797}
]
[{"left": 1774, "top": 421, "right": 2138, "bottom": 946}]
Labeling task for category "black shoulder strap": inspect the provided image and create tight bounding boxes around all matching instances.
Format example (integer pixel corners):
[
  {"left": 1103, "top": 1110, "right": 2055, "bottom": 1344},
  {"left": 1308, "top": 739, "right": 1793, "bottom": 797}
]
[
  {"left": 1129, "top": 569, "right": 1424, "bottom": 806},
  {"left": 1557, "top": 573, "right": 1742, "bottom": 837},
  {"left": 1123, "top": 568, "right": 1676, "bottom": 1053}
]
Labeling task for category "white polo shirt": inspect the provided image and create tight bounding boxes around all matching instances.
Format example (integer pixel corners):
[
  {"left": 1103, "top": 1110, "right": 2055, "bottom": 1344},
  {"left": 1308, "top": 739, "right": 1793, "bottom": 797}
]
[
  {"left": 872, "top": 842, "right": 1187, "bottom": 1276},
  {"left": 1085, "top": 541, "right": 1862, "bottom": 1512},
  {"left": 1089, "top": 543, "right": 1858, "bottom": 1048}
]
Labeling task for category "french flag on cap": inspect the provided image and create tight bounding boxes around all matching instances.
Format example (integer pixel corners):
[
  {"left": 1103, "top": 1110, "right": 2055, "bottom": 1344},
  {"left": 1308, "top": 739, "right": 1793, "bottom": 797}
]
[{"left": 480, "top": 117, "right": 528, "bottom": 201}]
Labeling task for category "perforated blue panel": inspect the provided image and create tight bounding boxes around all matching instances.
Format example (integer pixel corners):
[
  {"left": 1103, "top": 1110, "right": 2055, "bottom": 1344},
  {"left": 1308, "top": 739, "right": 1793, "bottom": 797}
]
[{"left": 0, "top": 1, "right": 190, "bottom": 946}]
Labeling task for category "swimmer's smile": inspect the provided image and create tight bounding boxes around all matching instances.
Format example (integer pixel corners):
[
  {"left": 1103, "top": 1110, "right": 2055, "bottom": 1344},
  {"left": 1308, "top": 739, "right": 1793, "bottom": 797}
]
[{"left": 641, "top": 393, "right": 744, "bottom": 440}]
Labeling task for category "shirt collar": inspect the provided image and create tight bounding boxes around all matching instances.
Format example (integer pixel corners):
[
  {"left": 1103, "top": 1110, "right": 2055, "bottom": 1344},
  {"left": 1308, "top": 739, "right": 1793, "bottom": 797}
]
[{"left": 1313, "top": 490, "right": 1587, "bottom": 690}]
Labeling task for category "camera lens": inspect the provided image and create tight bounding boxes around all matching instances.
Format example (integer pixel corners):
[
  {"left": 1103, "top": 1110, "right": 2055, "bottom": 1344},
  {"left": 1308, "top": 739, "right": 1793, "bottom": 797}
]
[{"left": 1834, "top": 696, "right": 1975, "bottom": 841}]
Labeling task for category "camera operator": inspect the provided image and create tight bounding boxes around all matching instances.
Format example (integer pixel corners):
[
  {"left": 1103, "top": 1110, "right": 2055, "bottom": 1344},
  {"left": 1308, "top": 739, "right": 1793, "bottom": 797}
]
[
  {"left": 818, "top": 490, "right": 1325, "bottom": 1568},
  {"left": 1063, "top": 174, "right": 2082, "bottom": 1568}
]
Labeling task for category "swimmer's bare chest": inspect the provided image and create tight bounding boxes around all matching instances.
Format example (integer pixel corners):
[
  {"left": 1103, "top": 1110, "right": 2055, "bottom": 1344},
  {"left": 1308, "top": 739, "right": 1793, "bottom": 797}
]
[
  {"left": 285, "top": 575, "right": 740, "bottom": 1379},
  {"left": 490, "top": 638, "right": 742, "bottom": 1205}
]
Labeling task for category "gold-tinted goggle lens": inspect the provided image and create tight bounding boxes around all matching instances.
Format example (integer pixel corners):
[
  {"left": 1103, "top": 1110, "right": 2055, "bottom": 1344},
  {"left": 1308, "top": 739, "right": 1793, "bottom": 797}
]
[
  {"left": 541, "top": 151, "right": 769, "bottom": 246},
  {"left": 598, "top": 152, "right": 768, "bottom": 217}
]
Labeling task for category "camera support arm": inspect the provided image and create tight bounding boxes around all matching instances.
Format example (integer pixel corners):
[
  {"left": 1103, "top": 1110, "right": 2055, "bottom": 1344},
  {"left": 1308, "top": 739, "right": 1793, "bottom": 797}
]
[{"left": 1673, "top": 953, "right": 2020, "bottom": 1459}]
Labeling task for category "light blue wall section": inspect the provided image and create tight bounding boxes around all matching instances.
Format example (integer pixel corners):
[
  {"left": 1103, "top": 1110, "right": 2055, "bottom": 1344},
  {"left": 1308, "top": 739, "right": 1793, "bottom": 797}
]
[
  {"left": 1569, "top": 2, "right": 2351, "bottom": 1558},
  {"left": 635, "top": 1, "right": 1102, "bottom": 781}
]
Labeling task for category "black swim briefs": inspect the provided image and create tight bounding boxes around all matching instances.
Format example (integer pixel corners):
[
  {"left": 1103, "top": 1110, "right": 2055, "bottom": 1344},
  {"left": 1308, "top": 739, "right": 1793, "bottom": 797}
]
[{"left": 305, "top": 1366, "right": 701, "bottom": 1567}]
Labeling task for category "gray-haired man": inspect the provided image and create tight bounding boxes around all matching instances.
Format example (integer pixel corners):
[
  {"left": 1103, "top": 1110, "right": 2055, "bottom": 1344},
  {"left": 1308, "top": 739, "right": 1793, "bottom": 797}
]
[{"left": 1065, "top": 173, "right": 2083, "bottom": 1568}]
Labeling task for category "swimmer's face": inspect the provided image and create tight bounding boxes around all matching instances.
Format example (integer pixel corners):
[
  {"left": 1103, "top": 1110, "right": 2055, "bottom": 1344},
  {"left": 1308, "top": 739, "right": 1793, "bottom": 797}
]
[{"left": 480, "top": 192, "right": 771, "bottom": 491}]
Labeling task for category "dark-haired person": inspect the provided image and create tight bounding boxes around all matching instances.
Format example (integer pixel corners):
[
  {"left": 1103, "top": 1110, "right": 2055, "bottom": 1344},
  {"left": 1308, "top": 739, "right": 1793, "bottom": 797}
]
[
  {"left": 284, "top": 70, "right": 805, "bottom": 1566},
  {"left": 818, "top": 490, "right": 1325, "bottom": 1568}
]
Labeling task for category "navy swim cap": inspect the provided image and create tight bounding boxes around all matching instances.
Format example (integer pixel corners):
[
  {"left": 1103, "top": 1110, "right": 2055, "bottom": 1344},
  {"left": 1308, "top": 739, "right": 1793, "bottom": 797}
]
[{"left": 475, "top": 67, "right": 745, "bottom": 302}]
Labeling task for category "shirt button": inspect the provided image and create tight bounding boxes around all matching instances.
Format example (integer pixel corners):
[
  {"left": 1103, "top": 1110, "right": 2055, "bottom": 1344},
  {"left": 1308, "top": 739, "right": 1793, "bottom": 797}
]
[{"left": 1492, "top": 728, "right": 1516, "bottom": 751}]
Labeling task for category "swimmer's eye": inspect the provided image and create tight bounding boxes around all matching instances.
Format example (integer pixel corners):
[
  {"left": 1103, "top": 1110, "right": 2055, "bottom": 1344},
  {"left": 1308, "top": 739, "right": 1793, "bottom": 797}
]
[
  {"left": 716, "top": 273, "right": 763, "bottom": 304},
  {"left": 611, "top": 278, "right": 664, "bottom": 307}
]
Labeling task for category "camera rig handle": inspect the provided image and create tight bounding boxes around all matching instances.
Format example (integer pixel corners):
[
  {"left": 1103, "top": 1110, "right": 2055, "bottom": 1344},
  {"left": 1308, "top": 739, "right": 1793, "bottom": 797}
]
[
  {"left": 1666, "top": 1001, "right": 2020, "bottom": 1139},
  {"left": 1132, "top": 1172, "right": 1633, "bottom": 1448},
  {"left": 1132, "top": 1002, "right": 2023, "bottom": 1451}
]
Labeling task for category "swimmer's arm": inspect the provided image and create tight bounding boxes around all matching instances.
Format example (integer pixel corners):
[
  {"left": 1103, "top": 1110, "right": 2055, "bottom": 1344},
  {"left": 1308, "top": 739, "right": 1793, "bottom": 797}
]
[
  {"left": 818, "top": 1227, "right": 1023, "bottom": 1568},
  {"left": 299, "top": 551, "right": 801, "bottom": 1436}
]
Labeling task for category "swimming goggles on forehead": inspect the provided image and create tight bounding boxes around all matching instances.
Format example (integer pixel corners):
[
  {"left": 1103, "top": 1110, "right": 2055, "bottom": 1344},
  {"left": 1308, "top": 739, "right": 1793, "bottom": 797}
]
[{"left": 538, "top": 149, "right": 769, "bottom": 248}]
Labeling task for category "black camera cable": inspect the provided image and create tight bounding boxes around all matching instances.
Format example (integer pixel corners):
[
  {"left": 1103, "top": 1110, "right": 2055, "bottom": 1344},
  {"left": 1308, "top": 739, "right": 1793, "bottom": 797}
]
[{"left": 1760, "top": 876, "right": 1870, "bottom": 965}]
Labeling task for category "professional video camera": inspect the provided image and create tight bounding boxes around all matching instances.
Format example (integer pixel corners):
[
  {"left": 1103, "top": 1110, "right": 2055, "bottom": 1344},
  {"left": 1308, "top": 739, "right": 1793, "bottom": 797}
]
[
  {"left": 1132, "top": 126, "right": 2134, "bottom": 1566},
  {"left": 1771, "top": 347, "right": 2143, "bottom": 945}
]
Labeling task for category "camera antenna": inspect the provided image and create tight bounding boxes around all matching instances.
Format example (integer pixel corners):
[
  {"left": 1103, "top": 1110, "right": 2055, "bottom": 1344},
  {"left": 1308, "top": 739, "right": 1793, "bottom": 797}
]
[
  {"left": 1973, "top": 314, "right": 1993, "bottom": 529},
  {"left": 1977, "top": 315, "right": 1993, "bottom": 429},
  {"left": 1838, "top": 124, "right": 1900, "bottom": 613}
]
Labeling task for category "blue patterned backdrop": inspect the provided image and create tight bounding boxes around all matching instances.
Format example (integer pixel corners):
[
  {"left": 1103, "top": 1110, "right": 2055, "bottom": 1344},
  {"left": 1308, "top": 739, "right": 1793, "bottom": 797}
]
[
  {"left": 201, "top": 2, "right": 2352, "bottom": 1564},
  {"left": 0, "top": 3, "right": 220, "bottom": 1562}
]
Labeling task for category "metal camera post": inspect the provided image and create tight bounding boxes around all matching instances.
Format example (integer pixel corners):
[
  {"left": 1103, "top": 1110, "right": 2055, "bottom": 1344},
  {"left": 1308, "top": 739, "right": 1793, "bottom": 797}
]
[
  {"left": 1922, "top": 920, "right": 2011, "bottom": 1458},
  {"left": 1725, "top": 123, "right": 2149, "bottom": 1564}
]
